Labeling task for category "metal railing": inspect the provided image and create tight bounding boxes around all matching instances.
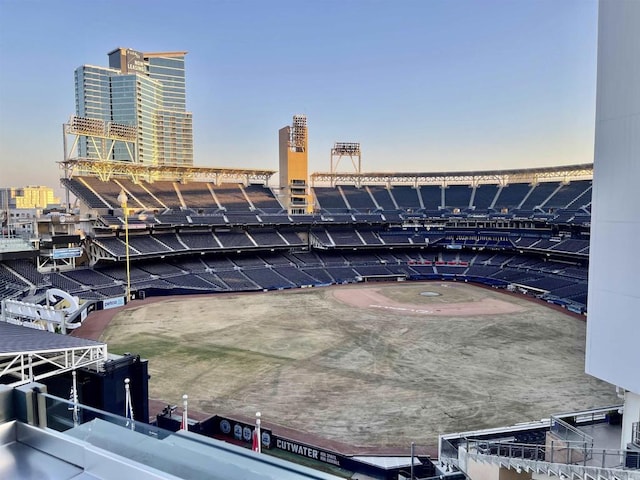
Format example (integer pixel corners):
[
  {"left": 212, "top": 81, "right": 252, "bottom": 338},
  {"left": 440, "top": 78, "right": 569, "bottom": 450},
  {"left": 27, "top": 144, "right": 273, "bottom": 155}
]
[
  {"left": 633, "top": 422, "right": 640, "bottom": 448},
  {"left": 462, "top": 438, "right": 639, "bottom": 470}
]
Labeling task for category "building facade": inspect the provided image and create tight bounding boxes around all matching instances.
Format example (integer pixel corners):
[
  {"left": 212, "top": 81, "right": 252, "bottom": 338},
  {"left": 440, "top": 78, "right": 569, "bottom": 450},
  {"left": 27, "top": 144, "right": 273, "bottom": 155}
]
[
  {"left": 586, "top": 0, "right": 640, "bottom": 451},
  {"left": 74, "top": 48, "right": 193, "bottom": 166}
]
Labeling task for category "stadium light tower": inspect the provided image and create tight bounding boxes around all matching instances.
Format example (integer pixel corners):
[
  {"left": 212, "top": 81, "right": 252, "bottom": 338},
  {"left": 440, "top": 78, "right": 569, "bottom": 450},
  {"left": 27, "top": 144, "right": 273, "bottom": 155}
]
[
  {"left": 117, "top": 190, "right": 131, "bottom": 301},
  {"left": 330, "top": 142, "right": 361, "bottom": 186}
]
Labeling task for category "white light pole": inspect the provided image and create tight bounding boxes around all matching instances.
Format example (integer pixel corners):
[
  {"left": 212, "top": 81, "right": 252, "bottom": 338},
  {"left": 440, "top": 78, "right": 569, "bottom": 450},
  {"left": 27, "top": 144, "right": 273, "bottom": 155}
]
[{"left": 117, "top": 190, "right": 131, "bottom": 301}]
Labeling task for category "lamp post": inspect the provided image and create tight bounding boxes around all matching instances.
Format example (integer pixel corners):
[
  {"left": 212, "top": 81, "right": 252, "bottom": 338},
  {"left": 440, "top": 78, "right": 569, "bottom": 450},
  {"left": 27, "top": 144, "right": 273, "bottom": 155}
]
[{"left": 117, "top": 190, "right": 131, "bottom": 301}]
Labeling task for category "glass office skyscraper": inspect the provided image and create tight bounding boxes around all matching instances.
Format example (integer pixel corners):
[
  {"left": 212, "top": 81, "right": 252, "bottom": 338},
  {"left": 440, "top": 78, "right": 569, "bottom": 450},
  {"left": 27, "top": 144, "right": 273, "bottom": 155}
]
[{"left": 74, "top": 48, "right": 193, "bottom": 166}]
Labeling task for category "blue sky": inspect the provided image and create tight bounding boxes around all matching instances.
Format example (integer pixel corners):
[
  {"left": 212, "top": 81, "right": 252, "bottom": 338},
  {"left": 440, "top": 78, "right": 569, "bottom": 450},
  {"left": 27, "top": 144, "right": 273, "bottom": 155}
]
[{"left": 0, "top": 0, "right": 598, "bottom": 189}]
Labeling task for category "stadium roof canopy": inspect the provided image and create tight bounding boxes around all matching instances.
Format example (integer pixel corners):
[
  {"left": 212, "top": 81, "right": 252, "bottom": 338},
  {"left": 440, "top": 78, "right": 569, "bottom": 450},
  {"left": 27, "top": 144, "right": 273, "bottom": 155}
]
[
  {"left": 311, "top": 163, "right": 593, "bottom": 186},
  {"left": 0, "top": 322, "right": 107, "bottom": 387},
  {"left": 59, "top": 159, "right": 277, "bottom": 184}
]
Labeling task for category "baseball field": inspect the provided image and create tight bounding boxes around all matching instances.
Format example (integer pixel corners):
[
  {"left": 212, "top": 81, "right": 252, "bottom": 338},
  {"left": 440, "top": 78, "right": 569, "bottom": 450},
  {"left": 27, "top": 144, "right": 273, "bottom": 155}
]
[{"left": 98, "top": 281, "right": 619, "bottom": 449}]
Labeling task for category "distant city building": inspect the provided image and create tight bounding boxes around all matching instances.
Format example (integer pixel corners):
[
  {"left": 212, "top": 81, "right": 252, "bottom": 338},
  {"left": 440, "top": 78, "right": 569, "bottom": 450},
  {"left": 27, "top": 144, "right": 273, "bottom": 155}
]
[
  {"left": 0, "top": 186, "right": 59, "bottom": 238},
  {"left": 15, "top": 186, "right": 60, "bottom": 209},
  {"left": 73, "top": 47, "right": 193, "bottom": 166},
  {"left": 1, "top": 186, "right": 59, "bottom": 210}
]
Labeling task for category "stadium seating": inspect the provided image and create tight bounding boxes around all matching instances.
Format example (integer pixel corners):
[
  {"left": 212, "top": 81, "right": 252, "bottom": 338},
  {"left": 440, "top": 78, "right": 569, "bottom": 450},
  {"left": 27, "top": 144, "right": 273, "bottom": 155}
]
[
  {"left": 243, "top": 184, "right": 283, "bottom": 213},
  {"left": 340, "top": 185, "right": 377, "bottom": 212},
  {"left": 493, "top": 183, "right": 532, "bottom": 211},
  {"left": 520, "top": 182, "right": 560, "bottom": 210},
  {"left": 444, "top": 185, "right": 473, "bottom": 210},
  {"left": 314, "top": 187, "right": 349, "bottom": 213}
]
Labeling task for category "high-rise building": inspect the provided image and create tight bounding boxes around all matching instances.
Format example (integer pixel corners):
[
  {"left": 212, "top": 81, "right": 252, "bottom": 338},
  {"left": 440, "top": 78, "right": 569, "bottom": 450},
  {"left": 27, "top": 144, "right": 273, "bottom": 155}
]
[{"left": 73, "top": 48, "right": 193, "bottom": 166}]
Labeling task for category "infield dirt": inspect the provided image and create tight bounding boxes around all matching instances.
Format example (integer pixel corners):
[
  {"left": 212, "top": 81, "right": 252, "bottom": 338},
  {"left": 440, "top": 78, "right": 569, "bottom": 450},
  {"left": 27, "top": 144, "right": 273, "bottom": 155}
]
[{"left": 99, "top": 282, "right": 618, "bottom": 449}]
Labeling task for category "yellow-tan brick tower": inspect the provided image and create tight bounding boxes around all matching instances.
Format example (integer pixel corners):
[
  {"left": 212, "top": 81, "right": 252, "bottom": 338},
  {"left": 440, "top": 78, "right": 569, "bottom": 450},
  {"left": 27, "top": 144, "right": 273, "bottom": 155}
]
[{"left": 279, "top": 114, "right": 311, "bottom": 214}]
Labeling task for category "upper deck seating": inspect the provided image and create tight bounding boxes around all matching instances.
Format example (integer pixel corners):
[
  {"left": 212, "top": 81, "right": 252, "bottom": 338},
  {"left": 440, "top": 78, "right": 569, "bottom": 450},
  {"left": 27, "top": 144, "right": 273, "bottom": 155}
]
[
  {"left": 340, "top": 185, "right": 376, "bottom": 212},
  {"left": 115, "top": 179, "right": 164, "bottom": 210},
  {"left": 520, "top": 182, "right": 559, "bottom": 210},
  {"left": 212, "top": 184, "right": 252, "bottom": 212},
  {"left": 178, "top": 182, "right": 217, "bottom": 209},
  {"left": 61, "top": 178, "right": 110, "bottom": 209},
  {"left": 472, "top": 184, "right": 499, "bottom": 210},
  {"left": 243, "top": 184, "right": 283, "bottom": 213},
  {"left": 391, "top": 186, "right": 422, "bottom": 211},
  {"left": 444, "top": 185, "right": 472, "bottom": 210},
  {"left": 565, "top": 185, "right": 592, "bottom": 209},
  {"left": 493, "top": 183, "right": 532, "bottom": 211},
  {"left": 368, "top": 186, "right": 396, "bottom": 210},
  {"left": 544, "top": 180, "right": 592, "bottom": 209},
  {"left": 314, "top": 187, "right": 349, "bottom": 213},
  {"left": 419, "top": 185, "right": 441, "bottom": 210},
  {"left": 81, "top": 176, "right": 136, "bottom": 210},
  {"left": 144, "top": 181, "right": 182, "bottom": 208}
]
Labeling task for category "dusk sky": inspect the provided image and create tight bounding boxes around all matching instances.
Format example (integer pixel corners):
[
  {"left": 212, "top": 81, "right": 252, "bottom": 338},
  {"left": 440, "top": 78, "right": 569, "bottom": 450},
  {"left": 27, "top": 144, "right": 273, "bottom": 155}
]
[{"left": 0, "top": 0, "right": 598, "bottom": 190}]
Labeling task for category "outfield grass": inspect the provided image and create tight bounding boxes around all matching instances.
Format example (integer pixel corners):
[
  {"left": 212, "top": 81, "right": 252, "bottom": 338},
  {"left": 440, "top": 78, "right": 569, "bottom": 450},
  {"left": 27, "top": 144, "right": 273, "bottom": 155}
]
[{"left": 102, "top": 282, "right": 618, "bottom": 448}]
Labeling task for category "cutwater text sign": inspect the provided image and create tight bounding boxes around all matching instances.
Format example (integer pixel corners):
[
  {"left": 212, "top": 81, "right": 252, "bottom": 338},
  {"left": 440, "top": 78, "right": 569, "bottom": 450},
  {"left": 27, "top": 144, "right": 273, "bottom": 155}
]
[
  {"left": 103, "top": 297, "right": 125, "bottom": 310},
  {"left": 275, "top": 438, "right": 340, "bottom": 466}
]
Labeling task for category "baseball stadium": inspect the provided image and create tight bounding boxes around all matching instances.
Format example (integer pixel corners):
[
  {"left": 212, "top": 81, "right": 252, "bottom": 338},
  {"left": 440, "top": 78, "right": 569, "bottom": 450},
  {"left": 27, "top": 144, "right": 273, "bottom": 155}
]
[
  {"left": 0, "top": 115, "right": 621, "bottom": 475},
  {"left": 2, "top": 7, "right": 640, "bottom": 475}
]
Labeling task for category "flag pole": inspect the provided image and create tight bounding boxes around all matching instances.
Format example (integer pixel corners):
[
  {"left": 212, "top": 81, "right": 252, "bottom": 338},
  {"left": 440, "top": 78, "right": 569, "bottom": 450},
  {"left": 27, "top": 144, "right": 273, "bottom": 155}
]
[
  {"left": 71, "top": 369, "right": 79, "bottom": 427},
  {"left": 125, "top": 378, "right": 134, "bottom": 430},
  {"left": 182, "top": 394, "right": 188, "bottom": 431},
  {"left": 253, "top": 411, "right": 262, "bottom": 453}
]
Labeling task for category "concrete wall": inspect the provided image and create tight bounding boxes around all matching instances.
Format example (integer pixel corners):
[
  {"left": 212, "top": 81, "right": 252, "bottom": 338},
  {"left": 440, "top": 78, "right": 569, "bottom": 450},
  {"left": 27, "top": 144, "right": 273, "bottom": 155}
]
[{"left": 586, "top": 0, "right": 640, "bottom": 394}]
